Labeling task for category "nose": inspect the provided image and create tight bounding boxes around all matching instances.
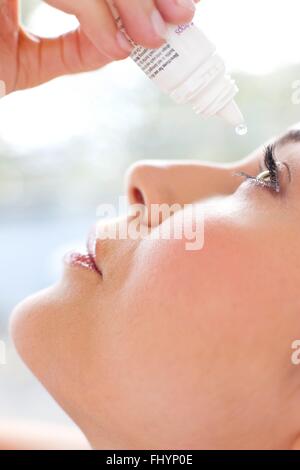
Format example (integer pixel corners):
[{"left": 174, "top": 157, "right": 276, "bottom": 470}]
[
  {"left": 126, "top": 161, "right": 175, "bottom": 208},
  {"left": 126, "top": 160, "right": 236, "bottom": 227}
]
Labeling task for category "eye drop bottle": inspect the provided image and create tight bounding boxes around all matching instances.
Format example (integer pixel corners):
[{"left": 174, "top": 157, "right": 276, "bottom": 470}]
[{"left": 109, "top": 3, "right": 246, "bottom": 133}]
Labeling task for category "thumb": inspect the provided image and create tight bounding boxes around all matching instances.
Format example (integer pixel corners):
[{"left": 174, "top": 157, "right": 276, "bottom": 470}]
[{"left": 16, "top": 26, "right": 113, "bottom": 91}]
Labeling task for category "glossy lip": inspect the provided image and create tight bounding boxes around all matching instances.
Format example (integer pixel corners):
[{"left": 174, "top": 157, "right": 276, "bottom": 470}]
[{"left": 64, "top": 226, "right": 102, "bottom": 276}]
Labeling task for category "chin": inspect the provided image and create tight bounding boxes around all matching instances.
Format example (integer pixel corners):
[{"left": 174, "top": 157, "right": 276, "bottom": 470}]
[
  {"left": 9, "top": 262, "right": 98, "bottom": 365},
  {"left": 10, "top": 286, "right": 77, "bottom": 424},
  {"left": 9, "top": 286, "right": 59, "bottom": 373},
  {"left": 9, "top": 279, "right": 103, "bottom": 428}
]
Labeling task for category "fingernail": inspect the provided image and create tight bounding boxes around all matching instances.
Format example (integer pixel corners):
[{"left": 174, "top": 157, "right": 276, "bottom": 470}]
[
  {"left": 151, "top": 9, "right": 168, "bottom": 39},
  {"left": 116, "top": 31, "right": 133, "bottom": 53},
  {"left": 175, "top": 0, "right": 195, "bottom": 11}
]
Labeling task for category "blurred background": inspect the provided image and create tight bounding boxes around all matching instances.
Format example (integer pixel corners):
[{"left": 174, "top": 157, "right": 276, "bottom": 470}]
[{"left": 1, "top": 0, "right": 300, "bottom": 429}]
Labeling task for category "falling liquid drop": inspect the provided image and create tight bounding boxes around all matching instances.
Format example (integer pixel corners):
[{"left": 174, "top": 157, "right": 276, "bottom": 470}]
[{"left": 236, "top": 124, "right": 248, "bottom": 136}]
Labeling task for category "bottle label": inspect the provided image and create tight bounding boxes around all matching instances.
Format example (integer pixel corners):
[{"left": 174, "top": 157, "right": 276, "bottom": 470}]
[
  {"left": 131, "top": 24, "right": 195, "bottom": 81},
  {"left": 107, "top": 0, "right": 215, "bottom": 94}
]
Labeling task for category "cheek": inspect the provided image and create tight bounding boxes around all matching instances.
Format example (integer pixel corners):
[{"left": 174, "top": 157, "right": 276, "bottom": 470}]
[
  {"left": 97, "top": 235, "right": 273, "bottom": 444},
  {"left": 118, "top": 223, "right": 291, "bottom": 392},
  {"left": 98, "top": 238, "right": 229, "bottom": 418}
]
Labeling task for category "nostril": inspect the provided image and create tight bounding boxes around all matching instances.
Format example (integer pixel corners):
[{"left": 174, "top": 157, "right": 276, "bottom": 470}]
[{"left": 131, "top": 187, "right": 145, "bottom": 206}]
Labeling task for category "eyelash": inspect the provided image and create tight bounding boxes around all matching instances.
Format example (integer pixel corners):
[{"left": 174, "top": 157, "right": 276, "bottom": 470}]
[{"left": 234, "top": 145, "right": 292, "bottom": 193}]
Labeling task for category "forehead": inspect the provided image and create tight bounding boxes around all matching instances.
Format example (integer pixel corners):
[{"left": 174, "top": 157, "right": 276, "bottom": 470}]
[{"left": 275, "top": 129, "right": 300, "bottom": 171}]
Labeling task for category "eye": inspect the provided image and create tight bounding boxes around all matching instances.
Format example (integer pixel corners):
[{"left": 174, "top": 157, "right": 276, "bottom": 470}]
[
  {"left": 234, "top": 169, "right": 278, "bottom": 192},
  {"left": 234, "top": 145, "right": 292, "bottom": 194},
  {"left": 257, "top": 169, "right": 272, "bottom": 184}
]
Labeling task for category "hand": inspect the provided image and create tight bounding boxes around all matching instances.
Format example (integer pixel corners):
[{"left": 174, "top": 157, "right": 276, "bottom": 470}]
[{"left": 0, "top": 0, "right": 199, "bottom": 94}]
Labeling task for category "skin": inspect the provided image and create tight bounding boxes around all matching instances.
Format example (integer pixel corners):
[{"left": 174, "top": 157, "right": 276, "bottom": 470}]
[
  {"left": 0, "top": 0, "right": 196, "bottom": 447},
  {"left": 1, "top": 0, "right": 299, "bottom": 452},
  {"left": 0, "top": 0, "right": 199, "bottom": 93},
  {"left": 9, "top": 127, "right": 300, "bottom": 450}
]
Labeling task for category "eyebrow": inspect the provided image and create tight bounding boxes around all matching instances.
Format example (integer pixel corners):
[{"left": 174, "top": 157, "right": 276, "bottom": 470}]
[{"left": 276, "top": 129, "right": 300, "bottom": 147}]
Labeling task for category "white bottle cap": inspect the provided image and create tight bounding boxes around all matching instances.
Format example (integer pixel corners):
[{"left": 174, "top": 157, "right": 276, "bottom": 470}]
[{"left": 217, "top": 100, "right": 245, "bottom": 128}]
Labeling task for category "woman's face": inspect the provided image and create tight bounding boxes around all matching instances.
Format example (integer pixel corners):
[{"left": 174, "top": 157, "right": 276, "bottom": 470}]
[{"left": 11, "top": 127, "right": 300, "bottom": 450}]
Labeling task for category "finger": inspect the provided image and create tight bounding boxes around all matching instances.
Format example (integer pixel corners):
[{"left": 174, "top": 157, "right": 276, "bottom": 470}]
[
  {"left": 114, "top": 0, "right": 168, "bottom": 49},
  {"left": 113, "top": 0, "right": 199, "bottom": 50},
  {"left": 0, "top": 0, "right": 18, "bottom": 26},
  {"left": 46, "top": 0, "right": 133, "bottom": 60},
  {"left": 154, "top": 0, "right": 196, "bottom": 24},
  {"left": 15, "top": 27, "right": 112, "bottom": 91}
]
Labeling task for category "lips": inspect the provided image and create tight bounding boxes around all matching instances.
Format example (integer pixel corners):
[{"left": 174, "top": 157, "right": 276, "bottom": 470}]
[
  {"left": 64, "top": 226, "right": 102, "bottom": 276},
  {"left": 64, "top": 251, "right": 101, "bottom": 274}
]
